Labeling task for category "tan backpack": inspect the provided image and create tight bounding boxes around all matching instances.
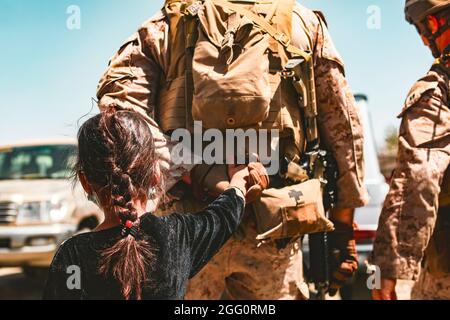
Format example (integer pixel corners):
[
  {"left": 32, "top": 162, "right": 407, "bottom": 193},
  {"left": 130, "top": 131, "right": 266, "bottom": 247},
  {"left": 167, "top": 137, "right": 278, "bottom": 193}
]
[
  {"left": 163, "top": 0, "right": 334, "bottom": 241},
  {"left": 163, "top": 0, "right": 311, "bottom": 130},
  {"left": 193, "top": 0, "right": 273, "bottom": 129}
]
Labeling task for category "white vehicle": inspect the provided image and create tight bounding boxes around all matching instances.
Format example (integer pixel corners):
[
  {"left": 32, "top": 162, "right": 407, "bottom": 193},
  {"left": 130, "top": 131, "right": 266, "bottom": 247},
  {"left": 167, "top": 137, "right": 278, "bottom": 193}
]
[
  {"left": 0, "top": 139, "right": 101, "bottom": 275},
  {"left": 352, "top": 94, "right": 389, "bottom": 269},
  {"left": 335, "top": 94, "right": 389, "bottom": 299},
  {"left": 303, "top": 94, "right": 389, "bottom": 299}
]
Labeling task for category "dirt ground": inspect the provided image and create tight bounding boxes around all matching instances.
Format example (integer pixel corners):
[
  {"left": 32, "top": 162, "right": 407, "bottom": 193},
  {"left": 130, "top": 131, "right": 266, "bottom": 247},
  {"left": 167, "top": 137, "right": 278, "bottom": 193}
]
[{"left": 0, "top": 267, "right": 415, "bottom": 300}]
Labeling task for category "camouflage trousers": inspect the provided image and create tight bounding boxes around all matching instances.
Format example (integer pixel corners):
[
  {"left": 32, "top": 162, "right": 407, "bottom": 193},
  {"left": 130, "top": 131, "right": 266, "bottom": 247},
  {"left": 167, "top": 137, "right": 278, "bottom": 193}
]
[
  {"left": 158, "top": 196, "right": 309, "bottom": 300},
  {"left": 411, "top": 267, "right": 450, "bottom": 300},
  {"left": 186, "top": 222, "right": 309, "bottom": 300}
]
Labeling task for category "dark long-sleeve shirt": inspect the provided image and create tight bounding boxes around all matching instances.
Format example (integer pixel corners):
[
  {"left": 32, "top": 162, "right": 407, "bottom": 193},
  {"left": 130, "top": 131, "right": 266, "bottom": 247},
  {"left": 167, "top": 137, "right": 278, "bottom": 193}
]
[{"left": 43, "top": 188, "right": 244, "bottom": 300}]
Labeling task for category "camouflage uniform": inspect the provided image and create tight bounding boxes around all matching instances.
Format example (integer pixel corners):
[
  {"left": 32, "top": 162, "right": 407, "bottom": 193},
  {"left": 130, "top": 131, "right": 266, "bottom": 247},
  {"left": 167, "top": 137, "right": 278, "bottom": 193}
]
[
  {"left": 97, "top": 3, "right": 368, "bottom": 300},
  {"left": 372, "top": 61, "right": 450, "bottom": 300}
]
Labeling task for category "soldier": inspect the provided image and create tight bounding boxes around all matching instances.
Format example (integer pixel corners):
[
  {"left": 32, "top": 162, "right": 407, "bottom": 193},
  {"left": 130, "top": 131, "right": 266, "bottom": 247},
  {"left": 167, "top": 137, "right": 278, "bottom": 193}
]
[
  {"left": 372, "top": 0, "right": 450, "bottom": 300},
  {"left": 97, "top": 0, "right": 368, "bottom": 300}
]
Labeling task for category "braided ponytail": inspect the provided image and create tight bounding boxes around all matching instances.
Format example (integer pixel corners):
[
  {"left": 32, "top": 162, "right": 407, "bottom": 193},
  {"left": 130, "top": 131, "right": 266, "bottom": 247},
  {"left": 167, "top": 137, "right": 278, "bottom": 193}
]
[
  {"left": 76, "top": 108, "right": 159, "bottom": 299},
  {"left": 110, "top": 166, "right": 138, "bottom": 224}
]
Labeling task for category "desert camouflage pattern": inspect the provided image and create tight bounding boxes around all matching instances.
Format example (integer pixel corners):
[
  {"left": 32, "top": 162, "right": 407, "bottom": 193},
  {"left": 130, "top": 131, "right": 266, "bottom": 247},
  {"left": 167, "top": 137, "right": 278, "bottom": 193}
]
[
  {"left": 97, "top": 3, "right": 367, "bottom": 299},
  {"left": 372, "top": 62, "right": 450, "bottom": 297},
  {"left": 159, "top": 183, "right": 315, "bottom": 300},
  {"left": 179, "top": 203, "right": 310, "bottom": 300},
  {"left": 157, "top": 195, "right": 309, "bottom": 300},
  {"left": 411, "top": 260, "right": 450, "bottom": 300}
]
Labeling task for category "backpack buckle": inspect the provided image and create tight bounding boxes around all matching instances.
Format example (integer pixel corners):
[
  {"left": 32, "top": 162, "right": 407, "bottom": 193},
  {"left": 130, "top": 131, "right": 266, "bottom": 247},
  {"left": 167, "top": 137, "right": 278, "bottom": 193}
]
[
  {"left": 186, "top": 1, "right": 202, "bottom": 16},
  {"left": 276, "top": 33, "right": 291, "bottom": 48}
]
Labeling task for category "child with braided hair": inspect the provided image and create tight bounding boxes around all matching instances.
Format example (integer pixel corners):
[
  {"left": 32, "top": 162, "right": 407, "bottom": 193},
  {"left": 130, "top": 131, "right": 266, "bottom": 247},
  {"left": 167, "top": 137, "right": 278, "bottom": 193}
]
[{"left": 43, "top": 109, "right": 268, "bottom": 300}]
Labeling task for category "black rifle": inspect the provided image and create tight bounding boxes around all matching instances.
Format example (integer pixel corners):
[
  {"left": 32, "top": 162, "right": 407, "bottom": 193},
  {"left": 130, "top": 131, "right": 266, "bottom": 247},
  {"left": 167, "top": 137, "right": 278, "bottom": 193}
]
[
  {"left": 278, "top": 148, "right": 338, "bottom": 300},
  {"left": 303, "top": 149, "right": 338, "bottom": 300},
  {"left": 282, "top": 57, "right": 339, "bottom": 300}
]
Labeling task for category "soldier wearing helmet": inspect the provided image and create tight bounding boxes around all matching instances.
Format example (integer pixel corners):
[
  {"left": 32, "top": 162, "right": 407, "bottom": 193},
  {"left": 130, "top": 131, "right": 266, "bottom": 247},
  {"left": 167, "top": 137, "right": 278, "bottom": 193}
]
[
  {"left": 406, "top": 0, "right": 450, "bottom": 58},
  {"left": 372, "top": 0, "right": 450, "bottom": 300}
]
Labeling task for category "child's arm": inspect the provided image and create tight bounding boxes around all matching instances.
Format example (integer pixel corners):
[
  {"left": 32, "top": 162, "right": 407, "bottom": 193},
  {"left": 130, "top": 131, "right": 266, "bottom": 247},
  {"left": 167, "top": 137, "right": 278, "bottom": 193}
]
[
  {"left": 173, "top": 166, "right": 250, "bottom": 278},
  {"left": 179, "top": 187, "right": 246, "bottom": 278}
]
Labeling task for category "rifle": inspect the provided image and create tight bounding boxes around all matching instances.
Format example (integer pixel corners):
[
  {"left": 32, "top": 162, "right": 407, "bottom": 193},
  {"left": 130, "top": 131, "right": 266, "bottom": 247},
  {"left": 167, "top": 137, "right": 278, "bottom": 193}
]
[
  {"left": 282, "top": 57, "right": 339, "bottom": 300},
  {"left": 278, "top": 150, "right": 338, "bottom": 299},
  {"left": 304, "top": 150, "right": 338, "bottom": 300}
]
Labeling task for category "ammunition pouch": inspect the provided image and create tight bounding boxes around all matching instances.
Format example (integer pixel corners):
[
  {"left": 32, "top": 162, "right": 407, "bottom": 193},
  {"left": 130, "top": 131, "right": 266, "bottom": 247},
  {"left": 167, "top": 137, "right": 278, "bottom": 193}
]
[{"left": 252, "top": 179, "right": 334, "bottom": 241}]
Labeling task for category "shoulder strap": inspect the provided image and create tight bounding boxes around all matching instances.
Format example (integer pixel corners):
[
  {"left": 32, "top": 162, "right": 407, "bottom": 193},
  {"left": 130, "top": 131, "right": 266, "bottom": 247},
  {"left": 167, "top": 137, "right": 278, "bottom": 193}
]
[
  {"left": 163, "top": 0, "right": 311, "bottom": 62},
  {"left": 210, "top": 0, "right": 311, "bottom": 62},
  {"left": 164, "top": 0, "right": 201, "bottom": 130},
  {"left": 184, "top": 1, "right": 201, "bottom": 130}
]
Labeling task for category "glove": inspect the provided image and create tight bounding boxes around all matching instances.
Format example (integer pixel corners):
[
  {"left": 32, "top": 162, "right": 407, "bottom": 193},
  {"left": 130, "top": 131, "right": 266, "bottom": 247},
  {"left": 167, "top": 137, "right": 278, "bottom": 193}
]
[
  {"left": 327, "top": 220, "right": 358, "bottom": 297},
  {"left": 245, "top": 162, "right": 269, "bottom": 203}
]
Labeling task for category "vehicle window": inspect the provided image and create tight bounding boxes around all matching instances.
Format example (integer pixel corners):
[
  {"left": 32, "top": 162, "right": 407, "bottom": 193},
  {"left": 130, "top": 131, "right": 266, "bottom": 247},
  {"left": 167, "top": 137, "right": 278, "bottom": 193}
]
[{"left": 0, "top": 145, "right": 76, "bottom": 180}]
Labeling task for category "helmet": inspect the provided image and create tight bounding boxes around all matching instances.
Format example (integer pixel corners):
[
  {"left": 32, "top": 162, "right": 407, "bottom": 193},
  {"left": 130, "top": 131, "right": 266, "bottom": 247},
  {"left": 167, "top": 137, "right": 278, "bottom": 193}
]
[
  {"left": 405, "top": 0, "right": 450, "bottom": 58},
  {"left": 405, "top": 0, "right": 450, "bottom": 24}
]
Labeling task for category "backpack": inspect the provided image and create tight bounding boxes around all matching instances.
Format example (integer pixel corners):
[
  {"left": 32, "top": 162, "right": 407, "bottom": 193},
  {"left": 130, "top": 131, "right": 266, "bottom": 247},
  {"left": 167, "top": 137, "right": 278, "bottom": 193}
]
[
  {"left": 164, "top": 0, "right": 311, "bottom": 129},
  {"left": 162, "top": 0, "right": 334, "bottom": 241}
]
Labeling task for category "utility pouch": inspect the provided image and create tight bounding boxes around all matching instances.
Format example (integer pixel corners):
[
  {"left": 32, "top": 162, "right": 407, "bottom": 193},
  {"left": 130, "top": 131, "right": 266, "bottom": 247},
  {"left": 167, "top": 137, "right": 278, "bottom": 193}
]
[{"left": 253, "top": 179, "right": 334, "bottom": 241}]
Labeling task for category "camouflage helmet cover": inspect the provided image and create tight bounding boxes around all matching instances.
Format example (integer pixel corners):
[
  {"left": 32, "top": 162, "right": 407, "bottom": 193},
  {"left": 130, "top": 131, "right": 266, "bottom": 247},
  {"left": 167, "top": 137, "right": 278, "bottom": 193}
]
[{"left": 405, "top": 0, "right": 450, "bottom": 24}]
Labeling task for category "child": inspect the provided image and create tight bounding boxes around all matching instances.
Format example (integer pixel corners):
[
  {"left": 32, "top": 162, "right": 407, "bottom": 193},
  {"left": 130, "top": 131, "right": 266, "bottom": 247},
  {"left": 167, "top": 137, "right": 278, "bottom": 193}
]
[{"left": 43, "top": 109, "right": 266, "bottom": 300}]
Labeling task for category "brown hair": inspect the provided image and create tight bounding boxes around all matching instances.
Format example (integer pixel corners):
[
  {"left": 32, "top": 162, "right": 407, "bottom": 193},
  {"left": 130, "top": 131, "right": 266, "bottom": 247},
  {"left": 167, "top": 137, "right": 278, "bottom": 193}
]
[{"left": 75, "top": 109, "right": 160, "bottom": 299}]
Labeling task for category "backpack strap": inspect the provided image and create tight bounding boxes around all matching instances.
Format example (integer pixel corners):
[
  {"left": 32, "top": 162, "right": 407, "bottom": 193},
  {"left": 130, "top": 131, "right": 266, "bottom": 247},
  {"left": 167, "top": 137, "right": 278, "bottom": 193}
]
[
  {"left": 183, "top": 2, "right": 200, "bottom": 130},
  {"left": 210, "top": 0, "right": 311, "bottom": 62}
]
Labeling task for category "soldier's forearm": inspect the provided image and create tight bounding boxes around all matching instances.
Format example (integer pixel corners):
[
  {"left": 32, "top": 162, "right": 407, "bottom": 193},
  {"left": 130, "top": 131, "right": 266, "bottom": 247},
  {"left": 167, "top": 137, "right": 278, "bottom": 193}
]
[{"left": 315, "top": 60, "right": 368, "bottom": 209}]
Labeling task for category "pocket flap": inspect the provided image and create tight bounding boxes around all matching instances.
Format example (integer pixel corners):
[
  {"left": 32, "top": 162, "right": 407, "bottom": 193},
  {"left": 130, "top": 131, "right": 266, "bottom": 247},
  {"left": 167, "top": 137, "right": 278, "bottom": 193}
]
[
  {"left": 198, "top": 0, "right": 257, "bottom": 48},
  {"left": 253, "top": 179, "right": 335, "bottom": 241}
]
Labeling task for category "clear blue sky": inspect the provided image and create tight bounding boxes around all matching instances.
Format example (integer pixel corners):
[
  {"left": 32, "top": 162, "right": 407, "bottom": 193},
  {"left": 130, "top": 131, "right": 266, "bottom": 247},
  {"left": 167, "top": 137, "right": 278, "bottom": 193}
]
[{"left": 0, "top": 0, "right": 433, "bottom": 147}]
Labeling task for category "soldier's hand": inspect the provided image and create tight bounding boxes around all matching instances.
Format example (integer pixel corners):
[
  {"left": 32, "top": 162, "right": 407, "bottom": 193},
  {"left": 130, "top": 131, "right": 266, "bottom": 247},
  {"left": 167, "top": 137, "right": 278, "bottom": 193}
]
[
  {"left": 328, "top": 220, "right": 358, "bottom": 297},
  {"left": 372, "top": 278, "right": 398, "bottom": 300},
  {"left": 244, "top": 162, "right": 269, "bottom": 203}
]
